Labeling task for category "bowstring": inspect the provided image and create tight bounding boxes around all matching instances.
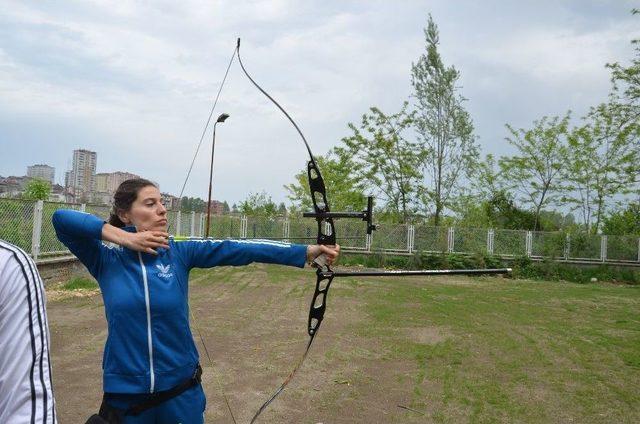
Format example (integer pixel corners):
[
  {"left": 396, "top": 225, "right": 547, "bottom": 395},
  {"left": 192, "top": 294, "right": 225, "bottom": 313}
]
[
  {"left": 236, "top": 38, "right": 326, "bottom": 423},
  {"left": 178, "top": 45, "right": 237, "bottom": 201},
  {"left": 189, "top": 307, "right": 237, "bottom": 424},
  {"left": 177, "top": 42, "right": 239, "bottom": 424},
  {"left": 182, "top": 39, "right": 324, "bottom": 423}
]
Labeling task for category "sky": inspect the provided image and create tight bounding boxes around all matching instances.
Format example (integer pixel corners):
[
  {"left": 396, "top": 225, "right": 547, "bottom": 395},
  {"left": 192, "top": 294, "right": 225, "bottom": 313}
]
[{"left": 0, "top": 1, "right": 638, "bottom": 206}]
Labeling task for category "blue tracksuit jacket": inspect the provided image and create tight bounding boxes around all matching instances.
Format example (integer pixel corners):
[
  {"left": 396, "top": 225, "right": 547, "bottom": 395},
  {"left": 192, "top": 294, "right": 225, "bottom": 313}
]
[{"left": 52, "top": 209, "right": 307, "bottom": 394}]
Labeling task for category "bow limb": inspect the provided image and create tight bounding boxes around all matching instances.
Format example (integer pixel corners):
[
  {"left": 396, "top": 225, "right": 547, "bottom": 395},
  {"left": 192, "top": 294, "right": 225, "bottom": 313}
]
[
  {"left": 235, "top": 38, "right": 336, "bottom": 336},
  {"left": 236, "top": 38, "right": 337, "bottom": 423}
]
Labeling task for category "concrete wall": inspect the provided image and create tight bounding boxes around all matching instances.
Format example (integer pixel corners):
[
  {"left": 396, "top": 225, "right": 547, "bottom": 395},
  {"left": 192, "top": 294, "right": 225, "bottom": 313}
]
[{"left": 36, "top": 256, "right": 93, "bottom": 286}]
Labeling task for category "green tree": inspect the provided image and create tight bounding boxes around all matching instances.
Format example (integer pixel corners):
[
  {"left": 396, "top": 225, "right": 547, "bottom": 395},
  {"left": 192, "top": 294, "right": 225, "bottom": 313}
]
[
  {"left": 180, "top": 196, "right": 206, "bottom": 213},
  {"left": 239, "top": 191, "right": 278, "bottom": 218},
  {"left": 411, "top": 14, "right": 479, "bottom": 225},
  {"left": 602, "top": 203, "right": 640, "bottom": 235},
  {"left": 453, "top": 155, "right": 500, "bottom": 227},
  {"left": 562, "top": 124, "right": 599, "bottom": 232},
  {"left": 23, "top": 178, "right": 51, "bottom": 201},
  {"left": 180, "top": 197, "right": 192, "bottom": 212},
  {"left": 562, "top": 10, "right": 639, "bottom": 232},
  {"left": 538, "top": 210, "right": 575, "bottom": 231},
  {"left": 194, "top": 198, "right": 206, "bottom": 213},
  {"left": 472, "top": 154, "right": 504, "bottom": 202},
  {"left": 336, "top": 103, "right": 423, "bottom": 223},
  {"left": 605, "top": 9, "right": 640, "bottom": 199},
  {"left": 286, "top": 150, "right": 366, "bottom": 216},
  {"left": 483, "top": 191, "right": 537, "bottom": 230},
  {"left": 606, "top": 9, "right": 640, "bottom": 135},
  {"left": 454, "top": 154, "right": 507, "bottom": 226},
  {"left": 563, "top": 102, "right": 638, "bottom": 234},
  {"left": 499, "top": 114, "right": 570, "bottom": 231}
]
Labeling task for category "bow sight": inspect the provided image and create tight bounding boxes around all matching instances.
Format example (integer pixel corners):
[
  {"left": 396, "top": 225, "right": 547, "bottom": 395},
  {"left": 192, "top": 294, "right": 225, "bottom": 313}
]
[{"left": 303, "top": 195, "right": 376, "bottom": 234}]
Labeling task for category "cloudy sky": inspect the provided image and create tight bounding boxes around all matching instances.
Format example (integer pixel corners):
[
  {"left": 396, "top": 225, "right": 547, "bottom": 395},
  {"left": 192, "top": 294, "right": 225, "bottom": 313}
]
[{"left": 0, "top": 1, "right": 637, "bottom": 205}]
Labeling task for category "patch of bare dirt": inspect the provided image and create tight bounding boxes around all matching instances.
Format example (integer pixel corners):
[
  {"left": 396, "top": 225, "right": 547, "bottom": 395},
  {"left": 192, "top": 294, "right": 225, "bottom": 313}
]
[
  {"left": 406, "top": 326, "right": 451, "bottom": 345},
  {"left": 46, "top": 288, "right": 101, "bottom": 302}
]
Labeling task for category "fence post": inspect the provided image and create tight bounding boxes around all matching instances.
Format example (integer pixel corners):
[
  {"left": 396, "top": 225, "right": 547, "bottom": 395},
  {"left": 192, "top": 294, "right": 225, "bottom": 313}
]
[
  {"left": 638, "top": 238, "right": 640, "bottom": 263},
  {"left": 241, "top": 215, "right": 248, "bottom": 238},
  {"left": 447, "top": 227, "right": 454, "bottom": 253},
  {"left": 526, "top": 231, "right": 533, "bottom": 257},
  {"left": 564, "top": 234, "right": 570, "bottom": 260},
  {"left": 190, "top": 211, "right": 196, "bottom": 237},
  {"left": 176, "top": 211, "right": 182, "bottom": 236},
  {"left": 601, "top": 235, "right": 607, "bottom": 262},
  {"left": 283, "top": 218, "right": 290, "bottom": 242},
  {"left": 407, "top": 225, "right": 414, "bottom": 254},
  {"left": 366, "top": 232, "right": 372, "bottom": 252},
  {"left": 31, "top": 200, "right": 44, "bottom": 260},
  {"left": 198, "top": 213, "right": 204, "bottom": 237},
  {"left": 487, "top": 229, "right": 494, "bottom": 255},
  {"left": 411, "top": 225, "right": 415, "bottom": 253},
  {"left": 80, "top": 203, "right": 86, "bottom": 212}
]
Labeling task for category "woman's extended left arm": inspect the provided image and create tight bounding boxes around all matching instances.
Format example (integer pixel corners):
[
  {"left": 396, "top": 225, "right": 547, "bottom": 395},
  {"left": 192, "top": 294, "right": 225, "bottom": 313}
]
[{"left": 173, "top": 238, "right": 339, "bottom": 270}]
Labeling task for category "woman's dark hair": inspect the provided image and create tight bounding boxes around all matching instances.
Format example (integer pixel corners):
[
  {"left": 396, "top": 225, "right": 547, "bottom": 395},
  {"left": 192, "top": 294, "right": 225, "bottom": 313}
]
[{"left": 108, "top": 178, "right": 158, "bottom": 227}]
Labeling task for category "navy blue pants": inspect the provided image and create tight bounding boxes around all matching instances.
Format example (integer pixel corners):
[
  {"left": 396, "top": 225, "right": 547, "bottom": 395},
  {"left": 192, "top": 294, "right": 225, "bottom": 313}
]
[{"left": 104, "top": 384, "right": 206, "bottom": 424}]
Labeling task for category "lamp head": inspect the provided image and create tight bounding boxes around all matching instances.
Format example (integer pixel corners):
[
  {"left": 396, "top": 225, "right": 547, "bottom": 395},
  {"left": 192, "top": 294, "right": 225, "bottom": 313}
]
[{"left": 216, "top": 113, "right": 230, "bottom": 123}]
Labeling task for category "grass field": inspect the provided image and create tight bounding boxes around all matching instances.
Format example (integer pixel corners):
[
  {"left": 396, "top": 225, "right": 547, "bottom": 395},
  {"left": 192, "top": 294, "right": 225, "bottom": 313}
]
[{"left": 48, "top": 264, "right": 640, "bottom": 423}]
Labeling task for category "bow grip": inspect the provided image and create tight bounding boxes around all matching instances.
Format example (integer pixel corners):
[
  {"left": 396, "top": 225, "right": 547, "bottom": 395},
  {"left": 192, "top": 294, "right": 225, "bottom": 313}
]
[{"left": 312, "top": 253, "right": 328, "bottom": 268}]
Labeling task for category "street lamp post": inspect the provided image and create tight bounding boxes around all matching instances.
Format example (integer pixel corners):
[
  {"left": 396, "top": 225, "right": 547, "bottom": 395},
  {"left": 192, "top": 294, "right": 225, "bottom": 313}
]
[{"left": 205, "top": 113, "right": 229, "bottom": 238}]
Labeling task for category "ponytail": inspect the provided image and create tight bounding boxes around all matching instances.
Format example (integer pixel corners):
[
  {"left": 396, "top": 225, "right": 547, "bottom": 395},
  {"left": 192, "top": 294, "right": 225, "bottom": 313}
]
[{"left": 108, "top": 213, "right": 127, "bottom": 228}]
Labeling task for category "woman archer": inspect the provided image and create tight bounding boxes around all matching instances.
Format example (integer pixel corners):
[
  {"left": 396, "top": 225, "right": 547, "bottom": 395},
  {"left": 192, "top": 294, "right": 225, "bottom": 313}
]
[{"left": 53, "top": 178, "right": 339, "bottom": 423}]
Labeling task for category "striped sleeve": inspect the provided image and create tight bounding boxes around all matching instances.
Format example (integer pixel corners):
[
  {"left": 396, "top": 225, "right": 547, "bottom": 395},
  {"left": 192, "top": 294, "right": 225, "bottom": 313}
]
[{"left": 0, "top": 241, "right": 57, "bottom": 424}]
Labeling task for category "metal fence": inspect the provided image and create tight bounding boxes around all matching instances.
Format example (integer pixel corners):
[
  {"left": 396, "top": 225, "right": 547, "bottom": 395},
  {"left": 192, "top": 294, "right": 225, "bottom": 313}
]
[{"left": 2, "top": 198, "right": 639, "bottom": 265}]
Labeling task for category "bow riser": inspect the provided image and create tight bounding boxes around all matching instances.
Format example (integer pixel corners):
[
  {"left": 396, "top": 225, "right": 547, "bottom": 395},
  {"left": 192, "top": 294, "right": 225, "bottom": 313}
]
[{"left": 306, "top": 159, "right": 336, "bottom": 336}]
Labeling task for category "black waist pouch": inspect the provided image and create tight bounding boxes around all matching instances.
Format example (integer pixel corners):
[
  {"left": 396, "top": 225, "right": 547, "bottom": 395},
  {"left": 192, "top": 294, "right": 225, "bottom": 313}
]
[
  {"left": 85, "top": 364, "right": 202, "bottom": 424},
  {"left": 84, "top": 401, "right": 123, "bottom": 424}
]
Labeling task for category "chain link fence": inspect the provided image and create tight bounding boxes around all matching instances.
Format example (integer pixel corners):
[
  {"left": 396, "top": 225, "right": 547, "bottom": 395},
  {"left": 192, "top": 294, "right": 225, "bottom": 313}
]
[
  {"left": 85, "top": 204, "right": 111, "bottom": 220},
  {"left": 567, "top": 232, "right": 602, "bottom": 261},
  {"left": 531, "top": 231, "right": 566, "bottom": 259},
  {"left": 39, "top": 202, "right": 83, "bottom": 256},
  {"left": 607, "top": 234, "right": 639, "bottom": 262},
  {"left": 452, "top": 227, "right": 488, "bottom": 255},
  {"left": 413, "top": 225, "right": 449, "bottom": 253},
  {"left": 0, "top": 199, "right": 35, "bottom": 253},
  {"left": 2, "top": 198, "right": 639, "bottom": 265},
  {"left": 493, "top": 229, "right": 527, "bottom": 257},
  {"left": 288, "top": 218, "right": 318, "bottom": 243}
]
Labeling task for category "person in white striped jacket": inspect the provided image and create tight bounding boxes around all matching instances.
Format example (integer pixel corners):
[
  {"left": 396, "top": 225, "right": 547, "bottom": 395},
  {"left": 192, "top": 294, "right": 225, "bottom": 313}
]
[{"left": 0, "top": 240, "right": 57, "bottom": 424}]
